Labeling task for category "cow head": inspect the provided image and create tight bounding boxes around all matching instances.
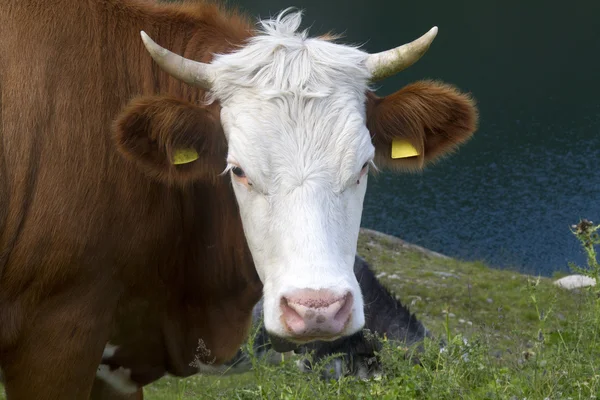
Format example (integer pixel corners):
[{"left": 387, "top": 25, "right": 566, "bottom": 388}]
[{"left": 113, "top": 11, "right": 477, "bottom": 344}]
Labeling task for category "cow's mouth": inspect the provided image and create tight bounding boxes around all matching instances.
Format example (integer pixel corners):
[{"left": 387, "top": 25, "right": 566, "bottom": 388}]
[
  {"left": 267, "top": 334, "right": 301, "bottom": 352},
  {"left": 267, "top": 331, "right": 351, "bottom": 347}
]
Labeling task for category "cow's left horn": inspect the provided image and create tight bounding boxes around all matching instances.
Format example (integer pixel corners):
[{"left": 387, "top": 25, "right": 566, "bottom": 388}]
[
  {"left": 140, "top": 31, "right": 216, "bottom": 90},
  {"left": 366, "top": 27, "right": 438, "bottom": 82}
]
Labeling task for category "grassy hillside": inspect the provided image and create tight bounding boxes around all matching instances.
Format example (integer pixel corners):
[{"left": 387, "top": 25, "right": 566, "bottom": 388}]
[{"left": 2, "top": 227, "right": 599, "bottom": 399}]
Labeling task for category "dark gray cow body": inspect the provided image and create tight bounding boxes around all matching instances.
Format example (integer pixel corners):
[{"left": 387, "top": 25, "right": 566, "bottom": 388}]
[{"left": 226, "top": 256, "right": 432, "bottom": 379}]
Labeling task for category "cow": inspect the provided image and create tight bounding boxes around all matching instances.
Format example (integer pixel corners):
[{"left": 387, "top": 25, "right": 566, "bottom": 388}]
[
  {"left": 0, "top": 1, "right": 478, "bottom": 398},
  {"left": 224, "top": 255, "right": 433, "bottom": 380}
]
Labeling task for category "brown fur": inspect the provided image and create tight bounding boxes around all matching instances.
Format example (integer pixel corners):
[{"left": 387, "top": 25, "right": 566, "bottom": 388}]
[
  {"left": 0, "top": 1, "right": 477, "bottom": 399},
  {"left": 113, "top": 96, "right": 226, "bottom": 185},
  {"left": 367, "top": 80, "right": 478, "bottom": 172},
  {"left": 0, "top": 1, "right": 259, "bottom": 399}
]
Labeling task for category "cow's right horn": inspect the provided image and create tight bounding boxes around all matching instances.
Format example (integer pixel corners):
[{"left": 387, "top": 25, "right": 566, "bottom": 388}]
[{"left": 140, "top": 31, "right": 216, "bottom": 90}]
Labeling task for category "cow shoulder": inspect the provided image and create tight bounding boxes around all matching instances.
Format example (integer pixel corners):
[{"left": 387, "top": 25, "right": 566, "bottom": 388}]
[
  {"left": 113, "top": 95, "right": 226, "bottom": 185},
  {"left": 366, "top": 80, "right": 478, "bottom": 171}
]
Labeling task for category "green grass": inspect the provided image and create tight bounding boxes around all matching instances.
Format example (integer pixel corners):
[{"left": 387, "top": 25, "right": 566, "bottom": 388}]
[{"left": 2, "top": 225, "right": 600, "bottom": 399}]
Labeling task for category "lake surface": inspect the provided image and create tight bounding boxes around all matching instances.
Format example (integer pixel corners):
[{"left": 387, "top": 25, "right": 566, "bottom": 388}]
[{"left": 231, "top": 0, "right": 600, "bottom": 276}]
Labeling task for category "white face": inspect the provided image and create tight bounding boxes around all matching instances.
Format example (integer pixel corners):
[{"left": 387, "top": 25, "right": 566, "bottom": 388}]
[{"left": 209, "top": 13, "right": 374, "bottom": 342}]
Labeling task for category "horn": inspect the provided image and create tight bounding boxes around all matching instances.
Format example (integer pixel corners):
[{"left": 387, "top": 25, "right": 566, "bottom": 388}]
[
  {"left": 366, "top": 27, "right": 438, "bottom": 82},
  {"left": 140, "top": 31, "right": 216, "bottom": 90}
]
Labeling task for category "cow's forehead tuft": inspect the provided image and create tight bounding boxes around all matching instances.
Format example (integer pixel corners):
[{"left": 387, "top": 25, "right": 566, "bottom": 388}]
[{"left": 208, "top": 11, "right": 371, "bottom": 102}]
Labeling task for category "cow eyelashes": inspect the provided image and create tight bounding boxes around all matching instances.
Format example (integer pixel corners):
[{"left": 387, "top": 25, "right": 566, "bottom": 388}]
[
  {"left": 231, "top": 166, "right": 246, "bottom": 178},
  {"left": 360, "top": 162, "right": 370, "bottom": 176},
  {"left": 356, "top": 161, "right": 372, "bottom": 185},
  {"left": 229, "top": 165, "right": 253, "bottom": 188}
]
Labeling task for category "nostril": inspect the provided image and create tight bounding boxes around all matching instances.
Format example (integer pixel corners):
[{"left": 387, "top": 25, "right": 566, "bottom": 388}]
[
  {"left": 334, "top": 293, "right": 353, "bottom": 323},
  {"left": 280, "top": 297, "right": 305, "bottom": 330}
]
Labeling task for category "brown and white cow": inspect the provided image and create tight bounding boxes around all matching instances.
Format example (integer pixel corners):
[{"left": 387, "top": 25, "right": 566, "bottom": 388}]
[{"left": 0, "top": 1, "right": 477, "bottom": 398}]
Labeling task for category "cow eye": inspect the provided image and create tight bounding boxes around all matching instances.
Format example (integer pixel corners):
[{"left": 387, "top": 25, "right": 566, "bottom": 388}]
[
  {"left": 361, "top": 162, "right": 370, "bottom": 174},
  {"left": 231, "top": 166, "right": 246, "bottom": 178}
]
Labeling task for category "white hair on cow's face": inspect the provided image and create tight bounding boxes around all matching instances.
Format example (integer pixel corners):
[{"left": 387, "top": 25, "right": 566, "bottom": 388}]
[
  {"left": 207, "top": 9, "right": 371, "bottom": 102},
  {"left": 207, "top": 9, "right": 376, "bottom": 342}
]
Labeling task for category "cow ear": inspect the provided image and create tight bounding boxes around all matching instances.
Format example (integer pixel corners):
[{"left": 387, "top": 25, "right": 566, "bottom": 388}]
[
  {"left": 366, "top": 80, "right": 478, "bottom": 172},
  {"left": 113, "top": 96, "right": 226, "bottom": 185}
]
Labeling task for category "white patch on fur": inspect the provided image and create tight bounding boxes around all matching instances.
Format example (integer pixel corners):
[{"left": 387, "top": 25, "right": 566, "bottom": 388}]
[
  {"left": 324, "top": 359, "right": 344, "bottom": 380},
  {"left": 554, "top": 274, "right": 597, "bottom": 290},
  {"left": 207, "top": 9, "right": 371, "bottom": 340},
  {"left": 102, "top": 343, "right": 118, "bottom": 359},
  {"left": 96, "top": 365, "right": 138, "bottom": 395},
  {"left": 296, "top": 358, "right": 310, "bottom": 373}
]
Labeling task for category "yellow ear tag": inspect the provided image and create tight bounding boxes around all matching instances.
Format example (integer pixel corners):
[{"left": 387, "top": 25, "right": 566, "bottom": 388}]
[
  {"left": 172, "top": 148, "right": 199, "bottom": 165},
  {"left": 391, "top": 139, "right": 420, "bottom": 159}
]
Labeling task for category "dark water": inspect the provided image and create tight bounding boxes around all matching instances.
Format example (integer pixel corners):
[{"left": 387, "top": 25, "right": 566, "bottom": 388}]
[{"left": 229, "top": 0, "right": 600, "bottom": 276}]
